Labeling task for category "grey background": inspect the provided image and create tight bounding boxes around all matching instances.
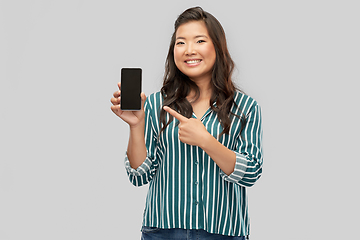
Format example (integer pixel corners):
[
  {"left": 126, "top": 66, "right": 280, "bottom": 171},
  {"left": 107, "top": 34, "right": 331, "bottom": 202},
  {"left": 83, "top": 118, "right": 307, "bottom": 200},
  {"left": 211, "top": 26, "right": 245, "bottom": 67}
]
[{"left": 1, "top": 0, "right": 359, "bottom": 239}]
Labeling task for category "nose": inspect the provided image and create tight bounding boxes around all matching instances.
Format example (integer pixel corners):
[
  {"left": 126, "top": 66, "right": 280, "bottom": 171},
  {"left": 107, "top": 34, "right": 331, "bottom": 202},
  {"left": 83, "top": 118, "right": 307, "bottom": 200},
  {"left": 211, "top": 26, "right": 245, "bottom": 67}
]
[{"left": 185, "top": 43, "right": 196, "bottom": 55}]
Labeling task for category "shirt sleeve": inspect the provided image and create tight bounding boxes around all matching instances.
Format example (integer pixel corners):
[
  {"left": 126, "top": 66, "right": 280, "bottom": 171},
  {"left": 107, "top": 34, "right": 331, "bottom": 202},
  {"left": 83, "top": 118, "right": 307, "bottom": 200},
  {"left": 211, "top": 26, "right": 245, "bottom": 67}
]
[
  {"left": 124, "top": 97, "right": 160, "bottom": 187},
  {"left": 220, "top": 103, "right": 263, "bottom": 187}
]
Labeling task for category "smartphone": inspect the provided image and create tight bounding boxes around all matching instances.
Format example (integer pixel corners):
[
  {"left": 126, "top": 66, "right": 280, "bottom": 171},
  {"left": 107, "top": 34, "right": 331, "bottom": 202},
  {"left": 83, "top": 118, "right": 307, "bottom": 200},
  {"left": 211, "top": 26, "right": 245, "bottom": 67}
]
[{"left": 120, "top": 68, "right": 142, "bottom": 111}]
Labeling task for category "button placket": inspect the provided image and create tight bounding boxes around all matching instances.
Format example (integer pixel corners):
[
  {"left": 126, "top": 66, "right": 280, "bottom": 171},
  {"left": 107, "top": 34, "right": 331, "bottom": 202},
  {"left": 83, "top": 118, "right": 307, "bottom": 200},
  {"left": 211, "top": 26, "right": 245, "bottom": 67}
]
[{"left": 194, "top": 156, "right": 200, "bottom": 207}]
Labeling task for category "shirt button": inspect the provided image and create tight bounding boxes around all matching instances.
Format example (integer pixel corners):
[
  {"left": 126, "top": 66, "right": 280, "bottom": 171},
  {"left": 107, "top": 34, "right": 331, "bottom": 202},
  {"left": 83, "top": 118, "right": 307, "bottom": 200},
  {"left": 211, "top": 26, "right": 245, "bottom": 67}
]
[
  {"left": 195, "top": 161, "right": 199, "bottom": 165},
  {"left": 195, "top": 201, "right": 199, "bottom": 205},
  {"left": 194, "top": 181, "right": 198, "bottom": 185}
]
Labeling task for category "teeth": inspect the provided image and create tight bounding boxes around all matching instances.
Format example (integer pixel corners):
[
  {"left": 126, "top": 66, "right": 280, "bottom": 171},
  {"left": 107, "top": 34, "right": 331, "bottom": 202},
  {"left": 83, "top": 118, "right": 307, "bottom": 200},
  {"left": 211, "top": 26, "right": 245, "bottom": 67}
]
[{"left": 186, "top": 60, "right": 201, "bottom": 64}]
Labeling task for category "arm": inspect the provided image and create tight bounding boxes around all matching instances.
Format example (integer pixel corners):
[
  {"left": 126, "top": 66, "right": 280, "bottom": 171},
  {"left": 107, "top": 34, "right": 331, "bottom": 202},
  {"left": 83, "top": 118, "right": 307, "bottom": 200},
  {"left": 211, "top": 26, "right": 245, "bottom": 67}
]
[
  {"left": 199, "top": 134, "right": 236, "bottom": 176},
  {"left": 163, "top": 106, "right": 236, "bottom": 175},
  {"left": 219, "top": 104, "right": 263, "bottom": 187},
  {"left": 124, "top": 96, "right": 161, "bottom": 186},
  {"left": 163, "top": 103, "right": 263, "bottom": 187},
  {"left": 111, "top": 84, "right": 160, "bottom": 186},
  {"left": 110, "top": 82, "right": 147, "bottom": 169},
  {"left": 127, "top": 120, "right": 147, "bottom": 169}
]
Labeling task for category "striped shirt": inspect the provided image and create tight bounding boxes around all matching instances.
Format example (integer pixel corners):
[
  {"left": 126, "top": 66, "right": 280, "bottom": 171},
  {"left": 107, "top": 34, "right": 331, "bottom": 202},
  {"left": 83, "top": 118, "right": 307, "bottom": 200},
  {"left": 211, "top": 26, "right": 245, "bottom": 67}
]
[{"left": 124, "top": 91, "right": 263, "bottom": 237}]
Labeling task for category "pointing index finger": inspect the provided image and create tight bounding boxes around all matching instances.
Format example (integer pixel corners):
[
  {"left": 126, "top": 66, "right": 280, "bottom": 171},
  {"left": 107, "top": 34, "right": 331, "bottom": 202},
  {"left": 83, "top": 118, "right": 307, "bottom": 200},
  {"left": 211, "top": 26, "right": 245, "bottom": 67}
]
[{"left": 163, "top": 106, "right": 188, "bottom": 122}]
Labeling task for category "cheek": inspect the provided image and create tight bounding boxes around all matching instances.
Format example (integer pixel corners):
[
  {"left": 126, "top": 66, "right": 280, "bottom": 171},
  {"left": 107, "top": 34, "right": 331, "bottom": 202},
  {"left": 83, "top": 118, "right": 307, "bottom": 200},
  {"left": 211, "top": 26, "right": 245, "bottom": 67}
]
[
  {"left": 205, "top": 45, "right": 216, "bottom": 61},
  {"left": 173, "top": 49, "right": 182, "bottom": 67},
  {"left": 174, "top": 47, "right": 181, "bottom": 58}
]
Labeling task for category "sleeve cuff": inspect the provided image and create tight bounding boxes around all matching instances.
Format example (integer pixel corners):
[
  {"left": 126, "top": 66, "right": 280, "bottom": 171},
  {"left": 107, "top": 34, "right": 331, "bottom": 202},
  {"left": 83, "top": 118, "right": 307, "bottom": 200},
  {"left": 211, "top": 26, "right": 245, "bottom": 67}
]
[
  {"left": 124, "top": 152, "right": 152, "bottom": 177},
  {"left": 219, "top": 152, "right": 249, "bottom": 183}
]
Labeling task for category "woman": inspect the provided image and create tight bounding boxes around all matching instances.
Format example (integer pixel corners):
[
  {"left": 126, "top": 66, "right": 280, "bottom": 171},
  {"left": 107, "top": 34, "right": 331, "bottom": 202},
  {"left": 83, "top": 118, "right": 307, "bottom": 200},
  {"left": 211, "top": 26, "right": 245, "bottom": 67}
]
[{"left": 111, "top": 7, "right": 263, "bottom": 240}]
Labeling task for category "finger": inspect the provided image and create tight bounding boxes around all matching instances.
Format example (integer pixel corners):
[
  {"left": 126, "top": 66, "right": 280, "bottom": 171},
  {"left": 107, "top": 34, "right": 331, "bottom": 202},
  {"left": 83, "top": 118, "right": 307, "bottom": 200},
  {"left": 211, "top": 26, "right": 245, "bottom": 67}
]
[
  {"left": 113, "top": 90, "right": 121, "bottom": 98},
  {"left": 110, "top": 104, "right": 122, "bottom": 115},
  {"left": 163, "top": 106, "right": 188, "bottom": 122},
  {"left": 140, "top": 92, "right": 147, "bottom": 111},
  {"left": 110, "top": 97, "right": 120, "bottom": 105},
  {"left": 117, "top": 82, "right": 121, "bottom": 90}
]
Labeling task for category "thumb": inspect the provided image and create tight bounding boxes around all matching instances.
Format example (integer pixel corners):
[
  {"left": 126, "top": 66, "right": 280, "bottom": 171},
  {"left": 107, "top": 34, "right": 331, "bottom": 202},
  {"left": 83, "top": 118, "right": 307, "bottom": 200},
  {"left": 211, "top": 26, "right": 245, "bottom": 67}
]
[{"left": 140, "top": 92, "right": 147, "bottom": 111}]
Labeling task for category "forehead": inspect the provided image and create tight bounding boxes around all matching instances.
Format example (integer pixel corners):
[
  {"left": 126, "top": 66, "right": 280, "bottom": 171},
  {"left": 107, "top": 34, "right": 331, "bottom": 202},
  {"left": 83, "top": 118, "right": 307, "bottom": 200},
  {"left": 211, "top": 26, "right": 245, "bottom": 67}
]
[{"left": 175, "top": 21, "right": 209, "bottom": 38}]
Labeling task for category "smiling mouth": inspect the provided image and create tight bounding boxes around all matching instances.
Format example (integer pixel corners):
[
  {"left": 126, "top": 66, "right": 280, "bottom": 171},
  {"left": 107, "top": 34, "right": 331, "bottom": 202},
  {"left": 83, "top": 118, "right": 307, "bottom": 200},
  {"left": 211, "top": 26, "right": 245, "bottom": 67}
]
[{"left": 185, "top": 59, "right": 201, "bottom": 64}]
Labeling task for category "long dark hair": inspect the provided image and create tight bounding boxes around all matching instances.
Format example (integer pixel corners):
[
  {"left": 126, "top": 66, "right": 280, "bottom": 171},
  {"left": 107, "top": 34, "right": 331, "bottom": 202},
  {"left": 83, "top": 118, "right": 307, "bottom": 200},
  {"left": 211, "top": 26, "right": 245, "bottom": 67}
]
[{"left": 160, "top": 6, "right": 242, "bottom": 136}]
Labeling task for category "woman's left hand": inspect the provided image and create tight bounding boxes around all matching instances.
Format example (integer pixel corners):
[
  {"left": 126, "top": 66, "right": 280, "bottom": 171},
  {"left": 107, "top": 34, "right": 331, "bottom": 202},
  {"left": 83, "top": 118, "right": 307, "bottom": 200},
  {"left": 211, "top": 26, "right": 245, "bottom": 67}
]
[{"left": 163, "top": 106, "right": 210, "bottom": 147}]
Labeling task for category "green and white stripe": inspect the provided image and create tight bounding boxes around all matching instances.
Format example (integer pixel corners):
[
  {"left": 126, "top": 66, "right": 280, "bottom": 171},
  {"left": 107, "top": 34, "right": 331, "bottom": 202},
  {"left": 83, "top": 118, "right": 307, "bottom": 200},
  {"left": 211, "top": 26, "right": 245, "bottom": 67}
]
[{"left": 125, "top": 91, "right": 263, "bottom": 237}]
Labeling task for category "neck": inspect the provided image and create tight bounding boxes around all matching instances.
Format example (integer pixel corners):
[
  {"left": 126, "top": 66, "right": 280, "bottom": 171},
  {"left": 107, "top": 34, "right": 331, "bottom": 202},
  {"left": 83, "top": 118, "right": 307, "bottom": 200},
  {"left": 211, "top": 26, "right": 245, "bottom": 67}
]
[{"left": 187, "top": 79, "right": 212, "bottom": 103}]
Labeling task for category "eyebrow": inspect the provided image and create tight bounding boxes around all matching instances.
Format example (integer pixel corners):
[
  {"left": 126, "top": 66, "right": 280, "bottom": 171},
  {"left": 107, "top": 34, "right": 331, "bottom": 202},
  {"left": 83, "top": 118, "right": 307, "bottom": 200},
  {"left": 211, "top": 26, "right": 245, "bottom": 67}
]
[{"left": 176, "top": 35, "right": 209, "bottom": 40}]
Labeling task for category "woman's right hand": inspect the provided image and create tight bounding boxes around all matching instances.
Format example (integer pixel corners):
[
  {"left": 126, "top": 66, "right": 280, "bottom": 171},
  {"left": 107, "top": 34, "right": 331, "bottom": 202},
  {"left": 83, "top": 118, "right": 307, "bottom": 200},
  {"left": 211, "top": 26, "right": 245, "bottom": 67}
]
[{"left": 110, "top": 82, "right": 147, "bottom": 127}]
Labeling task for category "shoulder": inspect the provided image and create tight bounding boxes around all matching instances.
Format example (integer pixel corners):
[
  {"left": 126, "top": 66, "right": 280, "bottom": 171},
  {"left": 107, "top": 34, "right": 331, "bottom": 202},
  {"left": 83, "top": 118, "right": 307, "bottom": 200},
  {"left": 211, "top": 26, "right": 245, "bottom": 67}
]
[
  {"left": 233, "top": 91, "right": 261, "bottom": 116},
  {"left": 144, "top": 91, "right": 163, "bottom": 113}
]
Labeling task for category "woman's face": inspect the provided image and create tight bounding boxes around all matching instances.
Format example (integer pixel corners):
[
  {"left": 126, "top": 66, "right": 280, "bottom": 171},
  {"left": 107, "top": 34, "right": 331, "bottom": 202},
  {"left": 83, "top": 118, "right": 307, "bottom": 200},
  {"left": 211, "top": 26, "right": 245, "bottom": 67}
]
[{"left": 174, "top": 21, "right": 216, "bottom": 83}]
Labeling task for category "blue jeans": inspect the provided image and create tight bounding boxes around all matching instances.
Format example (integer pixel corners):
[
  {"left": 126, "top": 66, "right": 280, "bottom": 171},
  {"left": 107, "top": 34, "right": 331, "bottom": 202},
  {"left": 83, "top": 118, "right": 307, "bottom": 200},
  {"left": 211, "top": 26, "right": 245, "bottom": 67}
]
[{"left": 141, "top": 227, "right": 247, "bottom": 240}]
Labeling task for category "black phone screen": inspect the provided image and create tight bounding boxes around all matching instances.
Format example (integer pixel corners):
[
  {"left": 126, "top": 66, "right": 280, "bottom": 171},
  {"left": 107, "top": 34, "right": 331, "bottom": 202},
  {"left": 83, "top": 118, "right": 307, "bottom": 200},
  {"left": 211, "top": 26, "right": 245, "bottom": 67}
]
[{"left": 120, "top": 68, "right": 142, "bottom": 111}]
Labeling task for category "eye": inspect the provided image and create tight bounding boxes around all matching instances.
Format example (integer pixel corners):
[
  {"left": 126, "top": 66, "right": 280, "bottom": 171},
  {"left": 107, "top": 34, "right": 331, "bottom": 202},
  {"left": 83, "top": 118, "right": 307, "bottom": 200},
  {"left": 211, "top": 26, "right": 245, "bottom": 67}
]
[
  {"left": 176, "top": 41, "right": 185, "bottom": 45},
  {"left": 197, "top": 40, "right": 206, "bottom": 43}
]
